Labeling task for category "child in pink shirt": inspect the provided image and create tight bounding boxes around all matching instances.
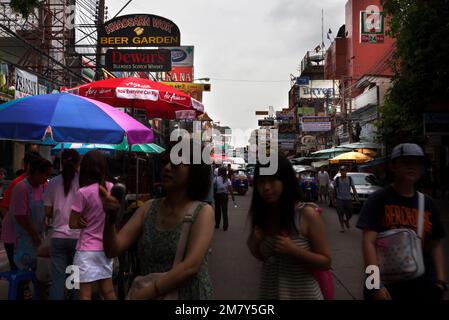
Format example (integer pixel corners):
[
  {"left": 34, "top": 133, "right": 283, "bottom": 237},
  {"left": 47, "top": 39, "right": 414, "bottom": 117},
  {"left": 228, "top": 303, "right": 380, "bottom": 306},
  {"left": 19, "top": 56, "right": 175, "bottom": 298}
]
[{"left": 69, "top": 150, "right": 116, "bottom": 300}]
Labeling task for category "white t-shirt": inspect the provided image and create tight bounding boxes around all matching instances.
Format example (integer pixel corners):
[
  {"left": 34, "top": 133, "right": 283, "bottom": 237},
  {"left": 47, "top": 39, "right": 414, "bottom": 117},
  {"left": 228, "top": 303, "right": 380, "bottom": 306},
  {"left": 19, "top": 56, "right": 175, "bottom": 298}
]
[
  {"left": 43, "top": 173, "right": 81, "bottom": 239},
  {"left": 214, "top": 176, "right": 232, "bottom": 194},
  {"left": 318, "top": 171, "right": 330, "bottom": 186}
]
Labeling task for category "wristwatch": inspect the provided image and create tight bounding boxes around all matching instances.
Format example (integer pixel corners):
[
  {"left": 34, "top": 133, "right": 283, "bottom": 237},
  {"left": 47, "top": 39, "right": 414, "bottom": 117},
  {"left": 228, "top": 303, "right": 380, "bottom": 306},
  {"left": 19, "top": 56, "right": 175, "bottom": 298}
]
[{"left": 435, "top": 280, "right": 448, "bottom": 292}]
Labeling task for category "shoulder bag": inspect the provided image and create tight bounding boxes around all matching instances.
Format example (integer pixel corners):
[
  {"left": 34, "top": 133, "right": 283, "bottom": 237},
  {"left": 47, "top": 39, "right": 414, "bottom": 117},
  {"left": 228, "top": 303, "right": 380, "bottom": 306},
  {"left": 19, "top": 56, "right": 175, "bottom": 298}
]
[
  {"left": 127, "top": 201, "right": 201, "bottom": 300},
  {"left": 375, "top": 192, "right": 425, "bottom": 284}
]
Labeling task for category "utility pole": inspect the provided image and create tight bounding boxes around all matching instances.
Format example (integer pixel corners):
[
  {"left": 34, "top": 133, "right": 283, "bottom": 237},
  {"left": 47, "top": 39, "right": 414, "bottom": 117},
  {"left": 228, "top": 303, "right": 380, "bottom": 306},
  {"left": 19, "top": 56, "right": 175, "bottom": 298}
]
[
  {"left": 348, "top": 77, "right": 353, "bottom": 143},
  {"left": 95, "top": 0, "right": 105, "bottom": 80}
]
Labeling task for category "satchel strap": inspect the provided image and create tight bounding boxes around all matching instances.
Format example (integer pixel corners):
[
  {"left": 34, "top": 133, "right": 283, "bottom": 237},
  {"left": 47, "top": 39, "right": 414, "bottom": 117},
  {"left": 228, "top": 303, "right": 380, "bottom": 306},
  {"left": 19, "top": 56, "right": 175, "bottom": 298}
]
[
  {"left": 294, "top": 202, "right": 320, "bottom": 232},
  {"left": 172, "top": 201, "right": 203, "bottom": 267},
  {"left": 417, "top": 192, "right": 425, "bottom": 239}
]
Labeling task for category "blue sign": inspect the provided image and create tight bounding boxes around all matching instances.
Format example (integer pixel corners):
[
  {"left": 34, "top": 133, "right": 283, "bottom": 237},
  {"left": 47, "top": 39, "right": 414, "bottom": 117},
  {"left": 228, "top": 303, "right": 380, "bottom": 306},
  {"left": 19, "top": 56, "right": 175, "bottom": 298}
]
[{"left": 296, "top": 76, "right": 310, "bottom": 86}]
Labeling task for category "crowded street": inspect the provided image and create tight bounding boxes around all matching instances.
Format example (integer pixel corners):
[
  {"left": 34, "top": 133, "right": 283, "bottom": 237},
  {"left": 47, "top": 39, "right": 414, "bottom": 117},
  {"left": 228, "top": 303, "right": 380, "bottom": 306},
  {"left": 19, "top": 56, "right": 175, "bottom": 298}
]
[
  {"left": 1, "top": 0, "right": 449, "bottom": 312},
  {"left": 4, "top": 187, "right": 446, "bottom": 300}
]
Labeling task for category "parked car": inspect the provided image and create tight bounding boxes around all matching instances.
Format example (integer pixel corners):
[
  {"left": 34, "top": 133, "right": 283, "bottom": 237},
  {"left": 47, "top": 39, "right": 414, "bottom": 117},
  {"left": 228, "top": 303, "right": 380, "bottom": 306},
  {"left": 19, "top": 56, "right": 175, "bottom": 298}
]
[
  {"left": 328, "top": 172, "right": 382, "bottom": 211},
  {"left": 232, "top": 169, "right": 249, "bottom": 195},
  {"left": 294, "top": 166, "right": 318, "bottom": 202}
]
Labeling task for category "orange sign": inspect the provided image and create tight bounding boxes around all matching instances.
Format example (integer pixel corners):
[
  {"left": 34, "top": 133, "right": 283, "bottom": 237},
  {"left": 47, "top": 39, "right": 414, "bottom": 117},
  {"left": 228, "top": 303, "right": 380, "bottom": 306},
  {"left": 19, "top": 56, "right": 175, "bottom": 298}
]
[{"left": 162, "top": 82, "right": 203, "bottom": 102}]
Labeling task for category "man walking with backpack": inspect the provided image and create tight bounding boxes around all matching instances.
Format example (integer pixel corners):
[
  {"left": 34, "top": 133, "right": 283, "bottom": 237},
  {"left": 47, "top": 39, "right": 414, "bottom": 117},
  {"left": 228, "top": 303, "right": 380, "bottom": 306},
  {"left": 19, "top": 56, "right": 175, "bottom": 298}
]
[
  {"left": 334, "top": 166, "right": 358, "bottom": 232},
  {"left": 357, "top": 143, "right": 447, "bottom": 300}
]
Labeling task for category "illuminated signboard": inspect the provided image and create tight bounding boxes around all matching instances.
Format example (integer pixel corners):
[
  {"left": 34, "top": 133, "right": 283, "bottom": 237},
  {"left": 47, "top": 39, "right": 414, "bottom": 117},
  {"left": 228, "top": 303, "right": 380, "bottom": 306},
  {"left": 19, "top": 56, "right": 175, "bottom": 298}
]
[{"left": 98, "top": 14, "right": 180, "bottom": 47}]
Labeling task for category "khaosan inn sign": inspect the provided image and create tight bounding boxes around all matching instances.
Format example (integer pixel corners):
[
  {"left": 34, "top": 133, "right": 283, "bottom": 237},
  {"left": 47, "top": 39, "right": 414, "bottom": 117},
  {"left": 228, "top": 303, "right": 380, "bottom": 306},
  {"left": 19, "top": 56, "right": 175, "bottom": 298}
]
[{"left": 98, "top": 14, "right": 181, "bottom": 47}]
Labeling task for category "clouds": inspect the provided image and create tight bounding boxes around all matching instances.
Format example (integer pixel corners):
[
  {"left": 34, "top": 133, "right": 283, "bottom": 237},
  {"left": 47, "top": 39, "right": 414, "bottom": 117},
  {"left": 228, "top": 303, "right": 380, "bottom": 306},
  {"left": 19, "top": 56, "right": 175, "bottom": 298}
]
[{"left": 106, "top": 0, "right": 345, "bottom": 142}]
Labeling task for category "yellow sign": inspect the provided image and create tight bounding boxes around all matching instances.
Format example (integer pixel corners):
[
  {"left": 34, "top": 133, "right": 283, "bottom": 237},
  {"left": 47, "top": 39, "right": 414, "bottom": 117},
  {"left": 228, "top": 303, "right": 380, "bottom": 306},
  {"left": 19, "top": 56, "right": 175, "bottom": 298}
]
[{"left": 162, "top": 82, "right": 204, "bottom": 102}]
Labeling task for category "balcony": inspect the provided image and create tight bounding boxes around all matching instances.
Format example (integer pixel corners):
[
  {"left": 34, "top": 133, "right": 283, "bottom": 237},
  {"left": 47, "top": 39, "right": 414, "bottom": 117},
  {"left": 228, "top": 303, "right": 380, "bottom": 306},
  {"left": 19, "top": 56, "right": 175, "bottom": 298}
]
[{"left": 300, "top": 51, "right": 325, "bottom": 76}]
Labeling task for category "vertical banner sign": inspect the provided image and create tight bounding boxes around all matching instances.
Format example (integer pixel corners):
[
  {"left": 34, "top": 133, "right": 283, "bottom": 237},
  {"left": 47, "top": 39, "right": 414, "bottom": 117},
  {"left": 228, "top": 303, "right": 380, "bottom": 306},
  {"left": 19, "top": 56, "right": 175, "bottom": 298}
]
[
  {"left": 14, "top": 68, "right": 42, "bottom": 99},
  {"left": 98, "top": 14, "right": 181, "bottom": 47},
  {"left": 360, "top": 11, "right": 385, "bottom": 43}
]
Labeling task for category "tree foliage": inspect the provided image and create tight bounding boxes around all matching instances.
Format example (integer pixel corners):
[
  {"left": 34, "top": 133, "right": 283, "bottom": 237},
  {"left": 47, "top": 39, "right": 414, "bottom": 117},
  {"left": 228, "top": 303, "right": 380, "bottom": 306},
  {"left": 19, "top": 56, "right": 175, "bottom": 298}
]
[{"left": 379, "top": 0, "right": 449, "bottom": 145}]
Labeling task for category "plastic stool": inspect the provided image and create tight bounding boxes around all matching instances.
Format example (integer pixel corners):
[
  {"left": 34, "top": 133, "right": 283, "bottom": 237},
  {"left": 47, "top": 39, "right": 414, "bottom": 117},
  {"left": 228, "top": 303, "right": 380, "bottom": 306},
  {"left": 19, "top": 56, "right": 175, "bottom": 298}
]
[{"left": 0, "top": 270, "right": 39, "bottom": 300}]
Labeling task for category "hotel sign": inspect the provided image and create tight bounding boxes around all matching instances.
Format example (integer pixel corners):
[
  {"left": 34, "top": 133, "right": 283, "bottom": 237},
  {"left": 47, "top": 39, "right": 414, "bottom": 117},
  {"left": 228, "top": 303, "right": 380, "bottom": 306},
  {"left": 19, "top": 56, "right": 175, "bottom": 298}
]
[{"left": 98, "top": 14, "right": 181, "bottom": 47}]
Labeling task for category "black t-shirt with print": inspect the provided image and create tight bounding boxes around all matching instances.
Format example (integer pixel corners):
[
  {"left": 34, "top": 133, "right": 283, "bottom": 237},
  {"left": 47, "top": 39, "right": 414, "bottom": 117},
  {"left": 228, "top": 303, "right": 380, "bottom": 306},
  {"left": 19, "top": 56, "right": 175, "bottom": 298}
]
[{"left": 357, "top": 186, "right": 446, "bottom": 279}]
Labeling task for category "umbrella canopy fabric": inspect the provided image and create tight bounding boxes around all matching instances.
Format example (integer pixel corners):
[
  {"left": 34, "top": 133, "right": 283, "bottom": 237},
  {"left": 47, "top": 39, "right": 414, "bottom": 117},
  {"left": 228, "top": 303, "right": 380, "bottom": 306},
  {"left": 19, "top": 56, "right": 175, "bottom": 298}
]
[
  {"left": 52, "top": 141, "right": 165, "bottom": 155},
  {"left": 65, "top": 77, "right": 204, "bottom": 120},
  {"left": 311, "top": 147, "right": 352, "bottom": 159},
  {"left": 0, "top": 93, "right": 153, "bottom": 145},
  {"left": 354, "top": 148, "right": 377, "bottom": 157},
  {"left": 339, "top": 142, "right": 380, "bottom": 149},
  {"left": 311, "top": 147, "right": 352, "bottom": 155},
  {"left": 311, "top": 160, "right": 330, "bottom": 169},
  {"left": 329, "top": 151, "right": 373, "bottom": 164}
]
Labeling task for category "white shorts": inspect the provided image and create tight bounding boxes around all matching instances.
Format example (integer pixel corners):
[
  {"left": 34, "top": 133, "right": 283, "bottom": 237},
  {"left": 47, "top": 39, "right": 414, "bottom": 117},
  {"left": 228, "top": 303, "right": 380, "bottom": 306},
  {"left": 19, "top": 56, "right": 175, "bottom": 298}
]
[{"left": 73, "top": 251, "right": 113, "bottom": 283}]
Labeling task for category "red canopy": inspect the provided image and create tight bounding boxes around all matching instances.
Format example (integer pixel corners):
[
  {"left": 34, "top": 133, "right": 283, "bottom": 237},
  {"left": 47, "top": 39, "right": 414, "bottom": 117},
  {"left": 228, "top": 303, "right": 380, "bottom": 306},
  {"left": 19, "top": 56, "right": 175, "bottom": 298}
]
[{"left": 65, "top": 77, "right": 204, "bottom": 120}]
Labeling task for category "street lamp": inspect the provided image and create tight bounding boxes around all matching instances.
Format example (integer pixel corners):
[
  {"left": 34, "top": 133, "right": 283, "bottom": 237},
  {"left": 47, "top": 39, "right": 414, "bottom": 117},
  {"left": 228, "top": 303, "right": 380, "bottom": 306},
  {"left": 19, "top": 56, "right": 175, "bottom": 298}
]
[{"left": 194, "top": 78, "right": 210, "bottom": 82}]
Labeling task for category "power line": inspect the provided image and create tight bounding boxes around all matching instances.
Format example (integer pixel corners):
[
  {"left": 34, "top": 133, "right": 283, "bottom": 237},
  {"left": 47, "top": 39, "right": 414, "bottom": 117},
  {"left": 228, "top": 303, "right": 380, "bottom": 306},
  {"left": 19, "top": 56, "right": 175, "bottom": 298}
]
[{"left": 209, "top": 78, "right": 290, "bottom": 83}]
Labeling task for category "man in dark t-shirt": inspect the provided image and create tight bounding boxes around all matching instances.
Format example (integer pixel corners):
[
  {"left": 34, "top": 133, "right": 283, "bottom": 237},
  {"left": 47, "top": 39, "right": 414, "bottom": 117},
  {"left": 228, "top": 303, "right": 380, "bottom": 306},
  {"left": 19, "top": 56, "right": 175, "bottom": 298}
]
[{"left": 357, "top": 143, "right": 447, "bottom": 300}]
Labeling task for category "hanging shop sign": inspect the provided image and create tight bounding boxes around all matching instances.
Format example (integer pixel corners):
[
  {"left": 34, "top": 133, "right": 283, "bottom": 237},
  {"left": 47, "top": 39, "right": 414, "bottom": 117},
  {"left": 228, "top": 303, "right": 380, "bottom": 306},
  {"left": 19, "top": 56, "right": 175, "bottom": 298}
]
[
  {"left": 301, "top": 116, "right": 331, "bottom": 132},
  {"left": 297, "top": 106, "right": 315, "bottom": 116},
  {"left": 258, "top": 119, "right": 275, "bottom": 126},
  {"left": 165, "top": 46, "right": 194, "bottom": 67},
  {"left": 162, "top": 82, "right": 204, "bottom": 102},
  {"left": 299, "top": 80, "right": 339, "bottom": 99},
  {"left": 98, "top": 14, "right": 181, "bottom": 47},
  {"left": 14, "top": 68, "right": 47, "bottom": 99},
  {"left": 105, "top": 49, "right": 172, "bottom": 72},
  {"left": 360, "top": 11, "right": 385, "bottom": 43},
  {"left": 156, "top": 67, "right": 194, "bottom": 82},
  {"left": 175, "top": 110, "right": 197, "bottom": 120},
  {"left": 276, "top": 108, "right": 295, "bottom": 121},
  {"left": 295, "top": 76, "right": 310, "bottom": 86}
]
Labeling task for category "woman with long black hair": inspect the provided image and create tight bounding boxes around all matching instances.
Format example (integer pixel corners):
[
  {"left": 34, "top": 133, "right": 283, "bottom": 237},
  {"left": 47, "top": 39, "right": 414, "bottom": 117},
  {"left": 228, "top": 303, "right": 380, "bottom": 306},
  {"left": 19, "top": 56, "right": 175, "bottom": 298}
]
[
  {"left": 247, "top": 155, "right": 331, "bottom": 300},
  {"left": 44, "top": 149, "right": 81, "bottom": 300},
  {"left": 101, "top": 140, "right": 215, "bottom": 300}
]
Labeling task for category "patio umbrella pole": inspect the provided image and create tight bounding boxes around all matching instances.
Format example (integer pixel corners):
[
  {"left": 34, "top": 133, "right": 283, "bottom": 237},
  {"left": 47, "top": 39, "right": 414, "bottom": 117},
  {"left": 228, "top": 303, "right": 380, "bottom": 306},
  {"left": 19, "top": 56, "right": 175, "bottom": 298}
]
[{"left": 136, "top": 157, "right": 139, "bottom": 208}]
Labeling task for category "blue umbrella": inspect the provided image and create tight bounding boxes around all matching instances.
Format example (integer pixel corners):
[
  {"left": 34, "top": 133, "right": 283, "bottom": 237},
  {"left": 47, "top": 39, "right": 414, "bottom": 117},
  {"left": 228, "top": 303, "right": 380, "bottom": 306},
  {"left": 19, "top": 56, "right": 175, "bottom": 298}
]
[{"left": 0, "top": 93, "right": 153, "bottom": 144}]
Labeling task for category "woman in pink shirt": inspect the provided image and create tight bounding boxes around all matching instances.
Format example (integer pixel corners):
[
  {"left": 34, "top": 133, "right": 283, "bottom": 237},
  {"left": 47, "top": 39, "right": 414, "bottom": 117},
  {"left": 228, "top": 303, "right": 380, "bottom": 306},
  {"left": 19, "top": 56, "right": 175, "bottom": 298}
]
[
  {"left": 69, "top": 150, "right": 116, "bottom": 300},
  {"left": 44, "top": 149, "right": 81, "bottom": 300}
]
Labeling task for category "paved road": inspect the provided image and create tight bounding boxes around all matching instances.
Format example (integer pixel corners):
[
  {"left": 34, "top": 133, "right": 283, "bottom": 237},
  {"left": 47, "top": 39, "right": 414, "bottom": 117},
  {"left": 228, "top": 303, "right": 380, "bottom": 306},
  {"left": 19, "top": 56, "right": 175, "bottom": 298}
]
[{"left": 209, "top": 188, "right": 364, "bottom": 300}]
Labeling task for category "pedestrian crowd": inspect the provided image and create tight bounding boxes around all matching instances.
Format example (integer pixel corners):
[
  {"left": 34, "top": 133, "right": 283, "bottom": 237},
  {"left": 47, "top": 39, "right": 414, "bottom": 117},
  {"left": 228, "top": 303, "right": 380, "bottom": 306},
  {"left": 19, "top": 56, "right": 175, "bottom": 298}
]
[{"left": 0, "top": 142, "right": 446, "bottom": 300}]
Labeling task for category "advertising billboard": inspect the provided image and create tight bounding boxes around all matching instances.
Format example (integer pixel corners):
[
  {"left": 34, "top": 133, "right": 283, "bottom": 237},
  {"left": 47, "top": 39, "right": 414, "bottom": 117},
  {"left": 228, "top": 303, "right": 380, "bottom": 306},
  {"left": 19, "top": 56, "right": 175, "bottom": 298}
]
[
  {"left": 105, "top": 49, "right": 171, "bottom": 72},
  {"left": 98, "top": 14, "right": 180, "bottom": 47},
  {"left": 301, "top": 116, "right": 332, "bottom": 132},
  {"left": 360, "top": 11, "right": 385, "bottom": 44}
]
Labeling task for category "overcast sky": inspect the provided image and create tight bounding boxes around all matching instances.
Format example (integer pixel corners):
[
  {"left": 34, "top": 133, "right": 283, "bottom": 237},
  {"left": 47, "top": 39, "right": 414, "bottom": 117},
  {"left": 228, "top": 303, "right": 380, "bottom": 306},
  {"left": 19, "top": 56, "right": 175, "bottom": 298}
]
[{"left": 107, "top": 0, "right": 346, "bottom": 146}]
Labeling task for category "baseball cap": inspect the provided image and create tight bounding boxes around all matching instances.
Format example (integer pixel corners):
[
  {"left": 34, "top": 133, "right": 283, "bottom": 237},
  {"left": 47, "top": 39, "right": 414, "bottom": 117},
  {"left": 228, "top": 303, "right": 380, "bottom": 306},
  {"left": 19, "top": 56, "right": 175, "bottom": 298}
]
[{"left": 391, "top": 143, "right": 424, "bottom": 160}]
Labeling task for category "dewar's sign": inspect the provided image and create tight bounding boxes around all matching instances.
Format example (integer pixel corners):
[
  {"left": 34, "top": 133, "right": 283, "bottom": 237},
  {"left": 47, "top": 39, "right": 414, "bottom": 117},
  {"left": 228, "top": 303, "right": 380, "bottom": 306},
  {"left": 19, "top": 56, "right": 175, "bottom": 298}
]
[
  {"left": 106, "top": 49, "right": 171, "bottom": 71},
  {"left": 98, "top": 14, "right": 181, "bottom": 47}
]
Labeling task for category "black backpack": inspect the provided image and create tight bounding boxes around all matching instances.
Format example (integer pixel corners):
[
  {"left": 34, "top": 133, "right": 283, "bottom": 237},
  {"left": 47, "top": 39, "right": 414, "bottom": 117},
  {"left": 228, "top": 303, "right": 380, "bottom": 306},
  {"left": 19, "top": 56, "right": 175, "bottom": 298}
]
[{"left": 335, "top": 176, "right": 353, "bottom": 191}]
